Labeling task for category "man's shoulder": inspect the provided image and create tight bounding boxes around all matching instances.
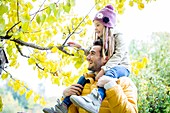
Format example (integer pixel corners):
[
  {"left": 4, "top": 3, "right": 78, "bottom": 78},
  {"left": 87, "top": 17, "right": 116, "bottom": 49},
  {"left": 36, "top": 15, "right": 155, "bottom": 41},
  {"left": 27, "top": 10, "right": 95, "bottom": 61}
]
[{"left": 117, "top": 77, "right": 137, "bottom": 89}]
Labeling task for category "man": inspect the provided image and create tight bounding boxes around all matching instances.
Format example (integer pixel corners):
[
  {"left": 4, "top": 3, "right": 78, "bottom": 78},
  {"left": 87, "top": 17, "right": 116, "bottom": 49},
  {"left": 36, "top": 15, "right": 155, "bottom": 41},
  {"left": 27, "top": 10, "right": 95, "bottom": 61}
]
[{"left": 43, "top": 40, "right": 138, "bottom": 113}]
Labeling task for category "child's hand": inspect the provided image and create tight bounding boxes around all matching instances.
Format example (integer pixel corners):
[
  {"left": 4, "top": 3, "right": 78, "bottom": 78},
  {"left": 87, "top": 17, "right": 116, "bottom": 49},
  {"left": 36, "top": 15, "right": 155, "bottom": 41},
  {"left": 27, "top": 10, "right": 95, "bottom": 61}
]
[
  {"left": 67, "top": 42, "right": 81, "bottom": 48},
  {"left": 95, "top": 69, "right": 105, "bottom": 81}
]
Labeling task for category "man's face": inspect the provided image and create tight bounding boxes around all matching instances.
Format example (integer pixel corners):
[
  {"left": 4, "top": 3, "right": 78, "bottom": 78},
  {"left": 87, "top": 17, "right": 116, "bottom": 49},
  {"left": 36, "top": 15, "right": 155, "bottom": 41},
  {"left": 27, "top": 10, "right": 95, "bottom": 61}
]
[{"left": 87, "top": 45, "right": 104, "bottom": 72}]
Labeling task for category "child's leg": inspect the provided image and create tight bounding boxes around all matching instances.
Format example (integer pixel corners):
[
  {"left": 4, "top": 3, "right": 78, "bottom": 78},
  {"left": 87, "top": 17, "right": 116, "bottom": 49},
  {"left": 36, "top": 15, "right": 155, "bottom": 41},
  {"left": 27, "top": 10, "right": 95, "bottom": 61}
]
[
  {"left": 98, "top": 66, "right": 130, "bottom": 100},
  {"left": 105, "top": 65, "right": 130, "bottom": 78},
  {"left": 63, "top": 75, "right": 87, "bottom": 107}
]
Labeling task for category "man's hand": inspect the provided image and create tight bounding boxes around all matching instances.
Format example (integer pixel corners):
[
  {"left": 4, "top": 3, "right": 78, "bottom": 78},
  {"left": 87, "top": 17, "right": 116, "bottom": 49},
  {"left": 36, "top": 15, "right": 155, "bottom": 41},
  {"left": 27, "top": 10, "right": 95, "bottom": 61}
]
[
  {"left": 63, "top": 84, "right": 83, "bottom": 97},
  {"left": 95, "top": 69, "right": 105, "bottom": 81},
  {"left": 97, "top": 76, "right": 117, "bottom": 87}
]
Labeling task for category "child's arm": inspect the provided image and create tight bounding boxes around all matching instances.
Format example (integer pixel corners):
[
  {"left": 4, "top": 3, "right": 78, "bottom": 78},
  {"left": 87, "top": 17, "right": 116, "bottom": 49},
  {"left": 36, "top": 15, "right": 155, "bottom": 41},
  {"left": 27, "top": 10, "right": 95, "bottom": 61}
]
[
  {"left": 95, "top": 68, "right": 105, "bottom": 81},
  {"left": 67, "top": 41, "right": 90, "bottom": 55}
]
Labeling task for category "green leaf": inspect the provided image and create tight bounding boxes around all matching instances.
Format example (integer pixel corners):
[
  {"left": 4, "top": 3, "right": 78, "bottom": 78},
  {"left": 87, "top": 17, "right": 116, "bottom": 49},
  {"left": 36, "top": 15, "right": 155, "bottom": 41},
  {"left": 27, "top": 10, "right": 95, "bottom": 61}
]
[
  {"left": 41, "top": 14, "right": 46, "bottom": 25},
  {"left": 0, "top": 17, "right": 5, "bottom": 31},
  {"left": 0, "top": 96, "right": 3, "bottom": 112},
  {"left": 22, "top": 22, "right": 29, "bottom": 32},
  {"left": 21, "top": 13, "right": 31, "bottom": 22},
  {"left": 75, "top": 61, "right": 82, "bottom": 69},
  {"left": 0, "top": 5, "right": 8, "bottom": 15},
  {"left": 36, "top": 14, "right": 41, "bottom": 24},
  {"left": 70, "top": 0, "right": 75, "bottom": 6},
  {"left": 46, "top": 16, "right": 56, "bottom": 24},
  {"left": 50, "top": 3, "right": 57, "bottom": 16},
  {"left": 46, "top": 7, "right": 51, "bottom": 15},
  {"left": 63, "top": 3, "right": 71, "bottom": 13}
]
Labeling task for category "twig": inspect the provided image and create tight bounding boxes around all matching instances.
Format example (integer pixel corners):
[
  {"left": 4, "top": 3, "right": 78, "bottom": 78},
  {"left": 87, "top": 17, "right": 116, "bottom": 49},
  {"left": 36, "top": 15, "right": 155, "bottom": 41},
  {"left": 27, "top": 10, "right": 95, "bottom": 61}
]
[
  {"left": 15, "top": 44, "right": 30, "bottom": 58},
  {"left": 0, "top": 66, "right": 30, "bottom": 90},
  {"left": 31, "top": 0, "right": 47, "bottom": 22},
  {"left": 36, "top": 63, "right": 44, "bottom": 70},
  {"left": 62, "top": 2, "right": 98, "bottom": 46},
  {"left": 30, "top": 7, "right": 48, "bottom": 16},
  {"left": 17, "top": 0, "right": 19, "bottom": 21},
  {"left": 6, "top": 21, "right": 21, "bottom": 36}
]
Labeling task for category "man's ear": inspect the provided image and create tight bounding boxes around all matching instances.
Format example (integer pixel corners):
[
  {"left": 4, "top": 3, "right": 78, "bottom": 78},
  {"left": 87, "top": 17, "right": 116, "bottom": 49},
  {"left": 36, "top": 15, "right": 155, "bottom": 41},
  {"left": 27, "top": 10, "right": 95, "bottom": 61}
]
[
  {"left": 105, "top": 56, "right": 109, "bottom": 61},
  {"left": 103, "top": 56, "right": 109, "bottom": 64}
]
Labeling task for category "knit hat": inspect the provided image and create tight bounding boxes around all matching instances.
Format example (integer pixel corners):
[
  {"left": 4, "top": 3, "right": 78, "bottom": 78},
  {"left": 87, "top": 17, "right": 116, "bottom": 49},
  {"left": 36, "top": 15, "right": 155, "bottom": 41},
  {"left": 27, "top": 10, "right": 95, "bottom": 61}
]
[{"left": 93, "top": 5, "right": 116, "bottom": 28}]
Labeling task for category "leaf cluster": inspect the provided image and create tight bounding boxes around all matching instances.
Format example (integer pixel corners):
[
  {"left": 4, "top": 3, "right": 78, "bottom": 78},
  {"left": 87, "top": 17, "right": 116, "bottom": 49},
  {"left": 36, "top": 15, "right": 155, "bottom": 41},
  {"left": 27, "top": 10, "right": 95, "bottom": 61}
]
[{"left": 129, "top": 32, "right": 170, "bottom": 112}]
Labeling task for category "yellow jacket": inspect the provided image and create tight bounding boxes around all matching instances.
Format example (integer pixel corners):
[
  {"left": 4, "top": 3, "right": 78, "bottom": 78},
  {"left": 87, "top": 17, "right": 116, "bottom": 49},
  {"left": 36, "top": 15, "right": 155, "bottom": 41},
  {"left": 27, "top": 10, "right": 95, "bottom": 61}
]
[{"left": 68, "top": 73, "right": 138, "bottom": 113}]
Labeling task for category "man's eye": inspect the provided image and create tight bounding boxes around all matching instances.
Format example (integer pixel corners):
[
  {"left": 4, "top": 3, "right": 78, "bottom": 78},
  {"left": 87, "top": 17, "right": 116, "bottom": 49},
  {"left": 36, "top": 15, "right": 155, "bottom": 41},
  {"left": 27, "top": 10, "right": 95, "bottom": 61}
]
[{"left": 91, "top": 52, "right": 95, "bottom": 55}]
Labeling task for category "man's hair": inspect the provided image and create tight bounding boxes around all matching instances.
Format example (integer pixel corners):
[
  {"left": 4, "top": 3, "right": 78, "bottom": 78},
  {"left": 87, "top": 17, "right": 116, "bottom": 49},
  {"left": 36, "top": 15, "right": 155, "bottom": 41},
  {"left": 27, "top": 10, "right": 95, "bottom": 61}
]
[
  {"left": 93, "top": 39, "right": 108, "bottom": 57},
  {"left": 93, "top": 39, "right": 103, "bottom": 57}
]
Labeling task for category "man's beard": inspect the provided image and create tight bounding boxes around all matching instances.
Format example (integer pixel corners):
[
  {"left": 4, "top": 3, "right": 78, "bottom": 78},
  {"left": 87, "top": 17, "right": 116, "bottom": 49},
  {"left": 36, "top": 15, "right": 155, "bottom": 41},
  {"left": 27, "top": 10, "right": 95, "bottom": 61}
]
[{"left": 88, "top": 65, "right": 100, "bottom": 72}]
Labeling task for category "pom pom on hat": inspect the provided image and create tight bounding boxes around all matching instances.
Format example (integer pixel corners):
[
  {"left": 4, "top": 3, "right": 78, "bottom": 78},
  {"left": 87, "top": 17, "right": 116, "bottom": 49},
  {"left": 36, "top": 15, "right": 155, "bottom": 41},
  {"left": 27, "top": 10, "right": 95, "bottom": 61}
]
[{"left": 93, "top": 5, "right": 116, "bottom": 28}]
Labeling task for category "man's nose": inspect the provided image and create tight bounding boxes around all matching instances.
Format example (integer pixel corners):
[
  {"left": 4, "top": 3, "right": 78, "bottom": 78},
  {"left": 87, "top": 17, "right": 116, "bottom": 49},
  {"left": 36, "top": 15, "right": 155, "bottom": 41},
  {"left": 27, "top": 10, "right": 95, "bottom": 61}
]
[{"left": 86, "top": 54, "right": 90, "bottom": 61}]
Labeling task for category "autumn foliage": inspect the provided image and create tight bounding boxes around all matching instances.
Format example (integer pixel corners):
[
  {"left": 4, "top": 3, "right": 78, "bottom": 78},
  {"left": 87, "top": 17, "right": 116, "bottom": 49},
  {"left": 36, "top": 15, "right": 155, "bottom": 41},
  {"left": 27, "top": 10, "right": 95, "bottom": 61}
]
[{"left": 0, "top": 0, "right": 158, "bottom": 111}]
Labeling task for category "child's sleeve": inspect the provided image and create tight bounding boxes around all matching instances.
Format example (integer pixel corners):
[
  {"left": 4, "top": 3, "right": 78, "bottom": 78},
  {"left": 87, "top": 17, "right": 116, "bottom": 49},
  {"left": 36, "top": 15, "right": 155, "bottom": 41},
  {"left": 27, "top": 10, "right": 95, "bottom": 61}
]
[{"left": 101, "top": 32, "right": 128, "bottom": 72}]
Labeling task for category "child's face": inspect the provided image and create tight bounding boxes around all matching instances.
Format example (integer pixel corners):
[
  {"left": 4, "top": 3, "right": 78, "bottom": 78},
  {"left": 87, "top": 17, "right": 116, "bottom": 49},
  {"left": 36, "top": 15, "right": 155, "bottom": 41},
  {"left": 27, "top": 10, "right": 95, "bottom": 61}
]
[{"left": 94, "top": 20, "right": 105, "bottom": 37}]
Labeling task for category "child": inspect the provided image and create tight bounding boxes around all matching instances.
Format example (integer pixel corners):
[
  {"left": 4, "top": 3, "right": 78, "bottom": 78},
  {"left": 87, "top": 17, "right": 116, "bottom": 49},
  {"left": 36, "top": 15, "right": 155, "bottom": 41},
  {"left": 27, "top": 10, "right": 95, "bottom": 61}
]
[{"left": 43, "top": 4, "right": 130, "bottom": 113}]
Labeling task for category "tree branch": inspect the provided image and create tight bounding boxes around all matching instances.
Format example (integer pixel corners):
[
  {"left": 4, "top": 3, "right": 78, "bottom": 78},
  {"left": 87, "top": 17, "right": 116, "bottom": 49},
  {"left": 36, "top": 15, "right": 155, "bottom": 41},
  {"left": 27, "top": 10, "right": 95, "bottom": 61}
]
[
  {"left": 6, "top": 21, "right": 21, "bottom": 36},
  {"left": 11, "top": 39, "right": 52, "bottom": 50},
  {"left": 15, "top": 44, "right": 30, "bottom": 58},
  {"left": 11, "top": 39, "right": 73, "bottom": 56},
  {"left": 0, "top": 35, "right": 12, "bottom": 40}
]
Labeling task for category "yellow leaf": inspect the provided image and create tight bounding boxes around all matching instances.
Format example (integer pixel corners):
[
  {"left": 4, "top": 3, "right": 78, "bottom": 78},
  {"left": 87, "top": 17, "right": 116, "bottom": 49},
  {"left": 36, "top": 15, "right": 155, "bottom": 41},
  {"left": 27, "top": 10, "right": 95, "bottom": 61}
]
[
  {"left": 43, "top": 72, "right": 48, "bottom": 78},
  {"left": 40, "top": 97, "right": 46, "bottom": 106},
  {"left": 118, "top": 3, "right": 124, "bottom": 9},
  {"left": 9, "top": 60, "right": 16, "bottom": 67},
  {"left": 25, "top": 90, "right": 33, "bottom": 100},
  {"left": 13, "top": 80, "right": 21, "bottom": 92},
  {"left": 37, "top": 54, "right": 46, "bottom": 62},
  {"left": 48, "top": 42, "right": 54, "bottom": 47},
  {"left": 136, "top": 62, "right": 144, "bottom": 69},
  {"left": 19, "top": 87, "right": 26, "bottom": 96},
  {"left": 138, "top": 2, "right": 144, "bottom": 10},
  {"left": 34, "top": 94, "right": 40, "bottom": 103},
  {"left": 70, "top": 35, "right": 75, "bottom": 40},
  {"left": 51, "top": 47, "right": 58, "bottom": 53},
  {"left": 8, "top": 79, "right": 14, "bottom": 87},
  {"left": 53, "top": 28, "right": 57, "bottom": 35},
  {"left": 129, "top": 1, "right": 134, "bottom": 7},
  {"left": 1, "top": 73, "right": 8, "bottom": 80},
  {"left": 38, "top": 70, "right": 43, "bottom": 79},
  {"left": 81, "top": 22, "right": 85, "bottom": 27},
  {"left": 142, "top": 57, "right": 148, "bottom": 65},
  {"left": 28, "top": 57, "right": 35, "bottom": 65},
  {"left": 87, "top": 19, "right": 92, "bottom": 25},
  {"left": 134, "top": 69, "right": 139, "bottom": 75},
  {"left": 52, "top": 77, "right": 60, "bottom": 85}
]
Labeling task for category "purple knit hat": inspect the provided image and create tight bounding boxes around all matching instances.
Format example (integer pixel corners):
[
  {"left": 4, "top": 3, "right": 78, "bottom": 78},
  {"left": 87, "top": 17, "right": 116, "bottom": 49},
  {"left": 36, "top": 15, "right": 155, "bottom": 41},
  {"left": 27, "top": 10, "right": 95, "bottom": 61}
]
[{"left": 93, "top": 5, "right": 116, "bottom": 28}]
